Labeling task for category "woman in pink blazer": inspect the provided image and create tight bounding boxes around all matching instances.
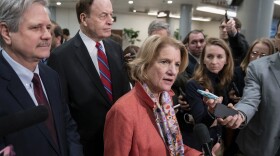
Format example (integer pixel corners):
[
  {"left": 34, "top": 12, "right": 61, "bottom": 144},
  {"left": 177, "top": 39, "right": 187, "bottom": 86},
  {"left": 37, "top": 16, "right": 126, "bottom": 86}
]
[{"left": 104, "top": 35, "right": 219, "bottom": 156}]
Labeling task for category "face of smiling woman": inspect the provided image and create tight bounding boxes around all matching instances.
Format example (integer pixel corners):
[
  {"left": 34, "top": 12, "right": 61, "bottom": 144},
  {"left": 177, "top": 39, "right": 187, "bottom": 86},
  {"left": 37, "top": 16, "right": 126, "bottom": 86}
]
[{"left": 145, "top": 45, "right": 181, "bottom": 94}]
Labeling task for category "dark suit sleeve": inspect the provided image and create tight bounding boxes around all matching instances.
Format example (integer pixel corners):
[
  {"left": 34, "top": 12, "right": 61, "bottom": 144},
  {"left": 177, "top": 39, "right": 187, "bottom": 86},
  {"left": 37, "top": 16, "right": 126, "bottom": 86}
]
[
  {"left": 185, "top": 80, "right": 215, "bottom": 127},
  {"left": 54, "top": 71, "right": 83, "bottom": 156},
  {"left": 47, "top": 52, "right": 70, "bottom": 104},
  {"left": 228, "top": 33, "right": 249, "bottom": 65},
  {"left": 63, "top": 100, "right": 84, "bottom": 156}
]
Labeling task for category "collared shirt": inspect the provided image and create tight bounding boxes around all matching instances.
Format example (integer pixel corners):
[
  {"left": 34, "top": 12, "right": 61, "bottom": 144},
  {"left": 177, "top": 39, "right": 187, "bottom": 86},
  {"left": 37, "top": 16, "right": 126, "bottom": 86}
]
[
  {"left": 2, "top": 50, "right": 48, "bottom": 106},
  {"left": 188, "top": 52, "right": 200, "bottom": 64},
  {"left": 79, "top": 30, "right": 107, "bottom": 76}
]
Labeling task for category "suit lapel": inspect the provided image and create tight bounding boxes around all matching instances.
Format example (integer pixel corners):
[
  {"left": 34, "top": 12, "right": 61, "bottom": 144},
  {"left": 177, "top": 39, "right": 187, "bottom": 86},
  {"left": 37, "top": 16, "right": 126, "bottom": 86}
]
[
  {"left": 0, "top": 52, "right": 59, "bottom": 153},
  {"left": 0, "top": 52, "right": 35, "bottom": 110},
  {"left": 269, "top": 53, "right": 280, "bottom": 88},
  {"left": 103, "top": 39, "right": 126, "bottom": 102},
  {"left": 73, "top": 35, "right": 112, "bottom": 106},
  {"left": 39, "top": 65, "right": 60, "bottom": 153}
]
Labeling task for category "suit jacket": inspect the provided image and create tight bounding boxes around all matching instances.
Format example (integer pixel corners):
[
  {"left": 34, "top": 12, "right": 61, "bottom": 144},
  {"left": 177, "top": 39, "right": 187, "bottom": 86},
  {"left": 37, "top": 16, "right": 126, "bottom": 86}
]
[
  {"left": 235, "top": 52, "right": 280, "bottom": 156},
  {"left": 47, "top": 32, "right": 131, "bottom": 156},
  {"left": 185, "top": 53, "right": 198, "bottom": 78},
  {"left": 104, "top": 82, "right": 201, "bottom": 156},
  {"left": 172, "top": 52, "right": 198, "bottom": 96},
  {"left": 0, "top": 51, "right": 83, "bottom": 156},
  {"left": 228, "top": 32, "right": 249, "bottom": 66}
]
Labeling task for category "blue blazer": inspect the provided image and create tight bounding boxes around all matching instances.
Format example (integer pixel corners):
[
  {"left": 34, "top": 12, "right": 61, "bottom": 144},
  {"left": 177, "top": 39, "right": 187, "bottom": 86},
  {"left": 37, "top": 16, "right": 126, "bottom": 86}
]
[{"left": 0, "top": 51, "right": 83, "bottom": 156}]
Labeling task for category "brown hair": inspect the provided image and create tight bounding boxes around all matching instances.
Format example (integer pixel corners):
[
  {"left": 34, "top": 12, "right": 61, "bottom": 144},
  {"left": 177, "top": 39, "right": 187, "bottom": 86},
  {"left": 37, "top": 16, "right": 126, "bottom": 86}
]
[
  {"left": 192, "top": 37, "right": 234, "bottom": 92},
  {"left": 76, "top": 0, "right": 94, "bottom": 23}
]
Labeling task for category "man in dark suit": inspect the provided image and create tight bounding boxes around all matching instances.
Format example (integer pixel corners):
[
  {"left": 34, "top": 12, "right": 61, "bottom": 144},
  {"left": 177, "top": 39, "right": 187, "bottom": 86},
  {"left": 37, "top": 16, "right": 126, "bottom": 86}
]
[
  {"left": 173, "top": 30, "right": 206, "bottom": 150},
  {"left": 0, "top": 0, "right": 83, "bottom": 156},
  {"left": 172, "top": 30, "right": 206, "bottom": 95},
  {"left": 183, "top": 30, "right": 206, "bottom": 79},
  {"left": 47, "top": 0, "right": 131, "bottom": 155},
  {"left": 219, "top": 17, "right": 249, "bottom": 66}
]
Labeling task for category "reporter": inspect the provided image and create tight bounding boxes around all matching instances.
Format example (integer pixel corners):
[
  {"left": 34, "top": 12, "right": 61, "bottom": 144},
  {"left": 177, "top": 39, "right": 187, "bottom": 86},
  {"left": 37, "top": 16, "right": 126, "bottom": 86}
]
[
  {"left": 226, "top": 38, "right": 275, "bottom": 155},
  {"left": 219, "top": 17, "right": 249, "bottom": 66},
  {"left": 229, "top": 38, "right": 275, "bottom": 103},
  {"left": 211, "top": 52, "right": 280, "bottom": 156},
  {"left": 184, "top": 38, "right": 234, "bottom": 152}
]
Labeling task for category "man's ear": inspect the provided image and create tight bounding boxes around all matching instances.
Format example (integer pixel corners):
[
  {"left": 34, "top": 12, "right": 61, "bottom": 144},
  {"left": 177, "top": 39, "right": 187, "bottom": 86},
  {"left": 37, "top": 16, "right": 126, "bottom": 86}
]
[
  {"left": 0, "top": 22, "right": 12, "bottom": 45},
  {"left": 56, "top": 36, "right": 62, "bottom": 45},
  {"left": 237, "top": 28, "right": 241, "bottom": 33},
  {"left": 80, "top": 13, "right": 88, "bottom": 27}
]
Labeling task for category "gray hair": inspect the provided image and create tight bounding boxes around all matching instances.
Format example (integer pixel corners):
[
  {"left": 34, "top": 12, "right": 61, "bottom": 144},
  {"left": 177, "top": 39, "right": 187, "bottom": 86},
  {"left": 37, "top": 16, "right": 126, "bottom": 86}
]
[
  {"left": 0, "top": 0, "right": 49, "bottom": 46},
  {"left": 148, "top": 20, "right": 170, "bottom": 36}
]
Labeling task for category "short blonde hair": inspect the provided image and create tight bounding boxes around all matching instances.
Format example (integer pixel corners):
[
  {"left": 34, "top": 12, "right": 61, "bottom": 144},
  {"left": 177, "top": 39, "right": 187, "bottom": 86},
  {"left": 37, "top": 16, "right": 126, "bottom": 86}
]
[{"left": 129, "top": 35, "right": 188, "bottom": 83}]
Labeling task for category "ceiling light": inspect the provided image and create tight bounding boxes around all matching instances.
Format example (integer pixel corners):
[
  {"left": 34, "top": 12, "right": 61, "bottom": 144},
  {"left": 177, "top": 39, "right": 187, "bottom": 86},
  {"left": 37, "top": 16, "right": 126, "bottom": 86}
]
[
  {"left": 128, "top": 1, "right": 133, "bottom": 4},
  {"left": 196, "top": 6, "right": 236, "bottom": 17},
  {"left": 167, "top": 0, "right": 173, "bottom": 4},
  {"left": 169, "top": 13, "right": 211, "bottom": 21},
  {"left": 157, "top": 11, "right": 170, "bottom": 18},
  {"left": 274, "top": 0, "right": 280, "bottom": 5},
  {"left": 148, "top": 12, "right": 157, "bottom": 16},
  {"left": 56, "top": 2, "right": 61, "bottom": 5},
  {"left": 133, "top": 9, "right": 136, "bottom": 12},
  {"left": 192, "top": 17, "right": 211, "bottom": 22}
]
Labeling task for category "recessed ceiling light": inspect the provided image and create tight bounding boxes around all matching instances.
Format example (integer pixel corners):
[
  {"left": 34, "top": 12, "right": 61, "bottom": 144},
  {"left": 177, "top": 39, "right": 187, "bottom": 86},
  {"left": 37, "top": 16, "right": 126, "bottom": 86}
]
[
  {"left": 128, "top": 1, "right": 133, "bottom": 4},
  {"left": 274, "top": 0, "right": 280, "bottom": 5},
  {"left": 167, "top": 0, "right": 173, "bottom": 4},
  {"left": 56, "top": 2, "right": 61, "bottom": 5},
  {"left": 196, "top": 6, "right": 236, "bottom": 17},
  {"left": 133, "top": 9, "right": 136, "bottom": 12}
]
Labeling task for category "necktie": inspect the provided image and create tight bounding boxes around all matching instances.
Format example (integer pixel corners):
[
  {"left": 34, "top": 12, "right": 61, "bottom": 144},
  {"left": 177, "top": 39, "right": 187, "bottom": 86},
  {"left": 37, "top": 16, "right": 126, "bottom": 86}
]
[
  {"left": 96, "top": 42, "right": 113, "bottom": 101},
  {"left": 32, "top": 73, "right": 58, "bottom": 146}
]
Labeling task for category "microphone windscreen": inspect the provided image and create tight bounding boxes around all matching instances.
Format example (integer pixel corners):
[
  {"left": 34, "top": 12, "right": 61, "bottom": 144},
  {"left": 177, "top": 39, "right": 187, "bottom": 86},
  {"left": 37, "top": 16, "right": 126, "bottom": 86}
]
[
  {"left": 0, "top": 105, "right": 49, "bottom": 137},
  {"left": 193, "top": 123, "right": 211, "bottom": 144}
]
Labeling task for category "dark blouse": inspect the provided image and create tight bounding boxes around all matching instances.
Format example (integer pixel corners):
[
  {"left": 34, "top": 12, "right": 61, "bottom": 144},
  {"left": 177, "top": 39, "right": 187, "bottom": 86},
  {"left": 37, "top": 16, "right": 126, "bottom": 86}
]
[
  {"left": 184, "top": 71, "right": 230, "bottom": 146},
  {"left": 232, "top": 66, "right": 246, "bottom": 97}
]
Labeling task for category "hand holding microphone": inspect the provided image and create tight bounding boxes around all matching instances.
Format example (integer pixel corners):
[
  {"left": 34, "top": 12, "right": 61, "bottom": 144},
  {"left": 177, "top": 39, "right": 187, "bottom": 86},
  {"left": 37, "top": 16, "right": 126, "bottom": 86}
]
[
  {"left": 194, "top": 123, "right": 222, "bottom": 156},
  {"left": 194, "top": 123, "right": 213, "bottom": 156},
  {"left": 0, "top": 105, "right": 48, "bottom": 137}
]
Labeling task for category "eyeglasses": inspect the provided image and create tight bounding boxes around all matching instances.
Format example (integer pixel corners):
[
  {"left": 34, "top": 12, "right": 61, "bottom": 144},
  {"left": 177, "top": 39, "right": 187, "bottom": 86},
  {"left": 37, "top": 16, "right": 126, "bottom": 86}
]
[{"left": 250, "top": 51, "right": 267, "bottom": 58}]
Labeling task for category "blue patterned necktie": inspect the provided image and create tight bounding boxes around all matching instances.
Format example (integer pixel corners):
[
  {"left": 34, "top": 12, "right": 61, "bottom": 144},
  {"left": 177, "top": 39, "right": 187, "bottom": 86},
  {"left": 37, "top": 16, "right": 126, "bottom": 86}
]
[{"left": 96, "top": 42, "right": 113, "bottom": 102}]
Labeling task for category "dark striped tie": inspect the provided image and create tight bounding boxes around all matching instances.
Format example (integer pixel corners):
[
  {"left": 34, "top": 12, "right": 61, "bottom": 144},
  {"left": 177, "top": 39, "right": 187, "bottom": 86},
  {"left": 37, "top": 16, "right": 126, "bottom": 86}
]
[{"left": 96, "top": 42, "right": 113, "bottom": 102}]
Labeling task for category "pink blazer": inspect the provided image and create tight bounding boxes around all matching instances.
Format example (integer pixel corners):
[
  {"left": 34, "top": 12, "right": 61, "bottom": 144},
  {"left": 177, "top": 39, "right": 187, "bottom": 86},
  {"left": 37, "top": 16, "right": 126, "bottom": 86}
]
[{"left": 104, "top": 82, "right": 201, "bottom": 156}]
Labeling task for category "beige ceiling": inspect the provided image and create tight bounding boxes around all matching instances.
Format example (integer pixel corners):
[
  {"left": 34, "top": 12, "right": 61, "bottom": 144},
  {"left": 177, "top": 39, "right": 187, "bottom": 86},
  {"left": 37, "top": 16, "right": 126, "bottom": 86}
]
[{"left": 49, "top": 0, "right": 280, "bottom": 21}]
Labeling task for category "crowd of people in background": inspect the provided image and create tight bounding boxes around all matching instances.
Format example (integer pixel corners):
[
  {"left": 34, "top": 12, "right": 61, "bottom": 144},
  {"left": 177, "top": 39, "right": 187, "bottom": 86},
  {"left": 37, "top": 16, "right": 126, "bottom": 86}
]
[{"left": 0, "top": 0, "right": 280, "bottom": 156}]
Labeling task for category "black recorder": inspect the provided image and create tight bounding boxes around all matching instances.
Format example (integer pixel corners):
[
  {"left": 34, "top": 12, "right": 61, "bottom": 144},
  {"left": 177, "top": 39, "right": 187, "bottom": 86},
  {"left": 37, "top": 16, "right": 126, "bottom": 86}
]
[
  {"left": 197, "top": 89, "right": 238, "bottom": 118},
  {"left": 225, "top": 10, "right": 229, "bottom": 22}
]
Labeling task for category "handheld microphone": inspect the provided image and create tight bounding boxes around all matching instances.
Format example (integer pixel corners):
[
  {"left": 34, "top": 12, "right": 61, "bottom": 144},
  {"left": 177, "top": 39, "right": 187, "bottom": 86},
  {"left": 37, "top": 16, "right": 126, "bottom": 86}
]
[
  {"left": 0, "top": 105, "right": 48, "bottom": 137},
  {"left": 194, "top": 123, "right": 213, "bottom": 156}
]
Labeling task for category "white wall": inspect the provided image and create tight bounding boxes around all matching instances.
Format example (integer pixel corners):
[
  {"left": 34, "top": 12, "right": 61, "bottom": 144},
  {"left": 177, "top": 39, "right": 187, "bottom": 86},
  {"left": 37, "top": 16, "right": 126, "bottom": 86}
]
[
  {"left": 52, "top": 7, "right": 220, "bottom": 49},
  {"left": 55, "top": 8, "right": 79, "bottom": 38}
]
